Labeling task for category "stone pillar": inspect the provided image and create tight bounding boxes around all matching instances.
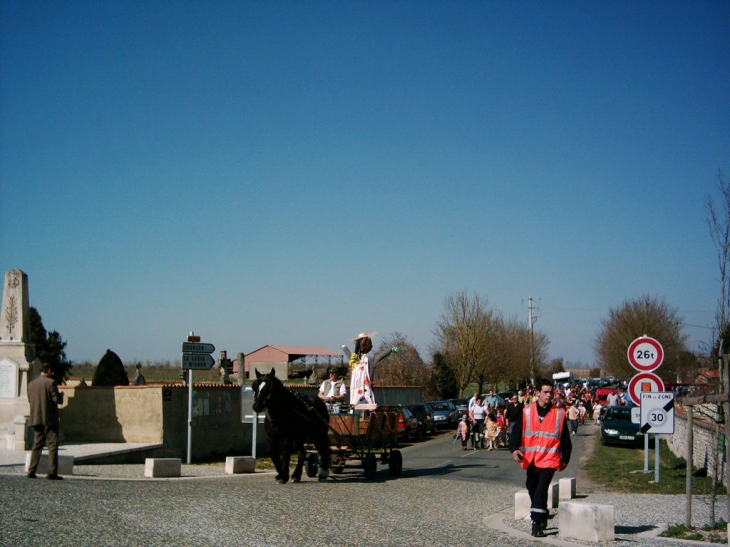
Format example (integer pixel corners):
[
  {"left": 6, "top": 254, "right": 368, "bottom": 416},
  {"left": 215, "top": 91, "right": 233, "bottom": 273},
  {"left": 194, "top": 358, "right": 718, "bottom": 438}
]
[{"left": 0, "top": 269, "right": 38, "bottom": 448}]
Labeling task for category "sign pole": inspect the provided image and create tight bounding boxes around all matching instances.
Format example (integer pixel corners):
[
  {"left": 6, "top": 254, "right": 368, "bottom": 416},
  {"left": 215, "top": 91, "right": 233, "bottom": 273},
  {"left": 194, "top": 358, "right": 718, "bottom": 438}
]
[
  {"left": 655, "top": 434, "right": 660, "bottom": 482},
  {"left": 644, "top": 434, "right": 649, "bottom": 472},
  {"left": 187, "top": 368, "right": 193, "bottom": 464}
]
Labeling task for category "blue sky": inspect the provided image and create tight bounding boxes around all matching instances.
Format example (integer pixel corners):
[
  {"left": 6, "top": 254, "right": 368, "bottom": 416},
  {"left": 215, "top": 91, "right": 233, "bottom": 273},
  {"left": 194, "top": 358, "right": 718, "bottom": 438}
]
[{"left": 1, "top": 1, "right": 728, "bottom": 366}]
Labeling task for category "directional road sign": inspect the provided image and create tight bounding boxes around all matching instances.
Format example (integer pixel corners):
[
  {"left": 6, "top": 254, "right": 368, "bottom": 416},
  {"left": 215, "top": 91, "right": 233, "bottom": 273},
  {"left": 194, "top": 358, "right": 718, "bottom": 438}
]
[
  {"left": 182, "top": 353, "right": 215, "bottom": 370},
  {"left": 627, "top": 371, "right": 665, "bottom": 405},
  {"left": 640, "top": 392, "right": 674, "bottom": 434},
  {"left": 627, "top": 336, "right": 664, "bottom": 372},
  {"left": 182, "top": 342, "right": 215, "bottom": 354}
]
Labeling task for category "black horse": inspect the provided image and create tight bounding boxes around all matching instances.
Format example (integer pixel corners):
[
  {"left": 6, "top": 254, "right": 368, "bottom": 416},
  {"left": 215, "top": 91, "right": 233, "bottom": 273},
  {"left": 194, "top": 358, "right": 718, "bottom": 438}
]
[{"left": 252, "top": 368, "right": 331, "bottom": 483}]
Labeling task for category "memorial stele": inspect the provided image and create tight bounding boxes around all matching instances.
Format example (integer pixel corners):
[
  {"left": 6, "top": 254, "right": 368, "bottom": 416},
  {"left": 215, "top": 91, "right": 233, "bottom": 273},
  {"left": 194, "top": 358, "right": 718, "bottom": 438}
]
[{"left": 0, "top": 269, "right": 40, "bottom": 449}]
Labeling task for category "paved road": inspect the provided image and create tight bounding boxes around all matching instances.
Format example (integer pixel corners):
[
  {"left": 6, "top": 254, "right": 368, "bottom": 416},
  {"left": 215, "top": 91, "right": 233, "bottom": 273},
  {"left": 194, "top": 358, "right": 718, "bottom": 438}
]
[{"left": 1, "top": 425, "right": 720, "bottom": 547}]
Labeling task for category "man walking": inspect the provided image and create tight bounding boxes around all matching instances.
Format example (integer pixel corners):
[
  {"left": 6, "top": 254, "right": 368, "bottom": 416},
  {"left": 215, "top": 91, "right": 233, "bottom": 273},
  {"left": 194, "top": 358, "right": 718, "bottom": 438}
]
[
  {"left": 27, "top": 363, "right": 64, "bottom": 480},
  {"left": 510, "top": 378, "right": 572, "bottom": 537}
]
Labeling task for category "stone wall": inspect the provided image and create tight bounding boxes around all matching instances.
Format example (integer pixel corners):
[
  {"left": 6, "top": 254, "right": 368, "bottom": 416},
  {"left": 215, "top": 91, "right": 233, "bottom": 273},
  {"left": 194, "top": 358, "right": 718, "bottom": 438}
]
[
  {"left": 58, "top": 384, "right": 423, "bottom": 460},
  {"left": 665, "top": 403, "right": 726, "bottom": 486}
]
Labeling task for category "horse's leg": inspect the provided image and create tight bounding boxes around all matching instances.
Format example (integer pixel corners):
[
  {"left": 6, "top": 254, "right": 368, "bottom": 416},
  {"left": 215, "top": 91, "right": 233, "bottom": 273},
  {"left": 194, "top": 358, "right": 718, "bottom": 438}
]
[
  {"left": 314, "top": 431, "right": 331, "bottom": 481},
  {"left": 269, "top": 438, "right": 286, "bottom": 483},
  {"left": 291, "top": 441, "right": 306, "bottom": 483},
  {"left": 278, "top": 439, "right": 292, "bottom": 484}
]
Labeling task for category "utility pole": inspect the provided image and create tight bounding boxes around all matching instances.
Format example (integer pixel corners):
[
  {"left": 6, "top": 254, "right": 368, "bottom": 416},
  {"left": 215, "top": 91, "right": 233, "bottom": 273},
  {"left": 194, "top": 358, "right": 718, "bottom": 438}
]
[{"left": 527, "top": 296, "right": 539, "bottom": 386}]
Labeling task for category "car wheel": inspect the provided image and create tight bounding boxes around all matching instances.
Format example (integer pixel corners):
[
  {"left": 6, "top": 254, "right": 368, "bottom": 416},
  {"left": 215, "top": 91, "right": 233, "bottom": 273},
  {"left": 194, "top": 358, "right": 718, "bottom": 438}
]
[{"left": 405, "top": 429, "right": 412, "bottom": 443}]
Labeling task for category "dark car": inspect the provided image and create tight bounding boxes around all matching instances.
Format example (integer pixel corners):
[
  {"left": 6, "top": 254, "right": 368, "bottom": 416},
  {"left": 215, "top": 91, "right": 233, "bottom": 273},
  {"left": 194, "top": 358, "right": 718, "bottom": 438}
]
[
  {"left": 600, "top": 406, "right": 645, "bottom": 446},
  {"left": 427, "top": 400, "right": 459, "bottom": 430},
  {"left": 396, "top": 407, "right": 420, "bottom": 442},
  {"left": 406, "top": 403, "right": 436, "bottom": 436},
  {"left": 448, "top": 398, "right": 469, "bottom": 417}
]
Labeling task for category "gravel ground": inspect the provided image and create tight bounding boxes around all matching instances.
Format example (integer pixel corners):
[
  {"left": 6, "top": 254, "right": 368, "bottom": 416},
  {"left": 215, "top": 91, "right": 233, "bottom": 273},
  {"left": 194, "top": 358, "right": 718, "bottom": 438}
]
[{"left": 1, "top": 462, "right": 728, "bottom": 547}]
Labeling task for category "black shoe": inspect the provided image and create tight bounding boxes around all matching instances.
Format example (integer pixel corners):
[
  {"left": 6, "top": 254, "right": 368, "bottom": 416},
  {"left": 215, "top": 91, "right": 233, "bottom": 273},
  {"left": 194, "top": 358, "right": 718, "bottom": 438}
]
[
  {"left": 26, "top": 472, "right": 37, "bottom": 479},
  {"left": 531, "top": 522, "right": 547, "bottom": 537},
  {"left": 46, "top": 474, "right": 63, "bottom": 480}
]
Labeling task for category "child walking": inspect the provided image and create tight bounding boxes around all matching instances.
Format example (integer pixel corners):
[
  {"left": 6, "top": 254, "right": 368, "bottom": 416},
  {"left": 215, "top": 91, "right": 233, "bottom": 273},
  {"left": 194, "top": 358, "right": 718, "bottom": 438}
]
[{"left": 456, "top": 414, "right": 470, "bottom": 450}]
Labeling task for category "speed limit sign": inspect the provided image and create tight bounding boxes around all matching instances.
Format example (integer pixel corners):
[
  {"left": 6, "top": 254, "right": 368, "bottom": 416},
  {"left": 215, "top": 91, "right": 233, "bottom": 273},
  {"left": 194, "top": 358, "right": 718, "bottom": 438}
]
[
  {"left": 627, "top": 336, "right": 664, "bottom": 372},
  {"left": 640, "top": 392, "right": 674, "bottom": 434}
]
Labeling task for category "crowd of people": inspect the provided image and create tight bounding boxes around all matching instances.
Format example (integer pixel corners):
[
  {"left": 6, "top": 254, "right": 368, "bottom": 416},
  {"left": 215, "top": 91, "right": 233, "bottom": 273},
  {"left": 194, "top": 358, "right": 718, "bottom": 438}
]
[{"left": 454, "top": 381, "right": 628, "bottom": 450}]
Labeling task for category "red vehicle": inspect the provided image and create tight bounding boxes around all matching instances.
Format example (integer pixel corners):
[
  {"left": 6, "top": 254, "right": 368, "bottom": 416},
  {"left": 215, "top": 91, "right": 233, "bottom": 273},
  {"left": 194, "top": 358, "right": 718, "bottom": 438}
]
[
  {"left": 396, "top": 407, "right": 420, "bottom": 443},
  {"left": 595, "top": 387, "right": 618, "bottom": 406}
]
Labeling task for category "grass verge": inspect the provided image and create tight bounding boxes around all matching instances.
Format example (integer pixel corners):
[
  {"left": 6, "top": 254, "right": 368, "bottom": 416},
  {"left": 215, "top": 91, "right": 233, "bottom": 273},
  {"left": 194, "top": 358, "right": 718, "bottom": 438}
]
[{"left": 585, "top": 435, "right": 726, "bottom": 495}]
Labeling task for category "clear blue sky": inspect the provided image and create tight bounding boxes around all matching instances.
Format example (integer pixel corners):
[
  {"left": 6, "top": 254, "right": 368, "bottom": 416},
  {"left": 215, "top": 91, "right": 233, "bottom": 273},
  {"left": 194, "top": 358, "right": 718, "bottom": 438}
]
[{"left": 1, "top": 1, "right": 728, "bottom": 366}]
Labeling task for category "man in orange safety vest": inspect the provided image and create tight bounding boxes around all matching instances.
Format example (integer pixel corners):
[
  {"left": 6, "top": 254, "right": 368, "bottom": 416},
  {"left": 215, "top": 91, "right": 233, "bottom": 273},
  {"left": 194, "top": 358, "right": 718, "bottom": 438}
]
[{"left": 510, "top": 378, "right": 572, "bottom": 537}]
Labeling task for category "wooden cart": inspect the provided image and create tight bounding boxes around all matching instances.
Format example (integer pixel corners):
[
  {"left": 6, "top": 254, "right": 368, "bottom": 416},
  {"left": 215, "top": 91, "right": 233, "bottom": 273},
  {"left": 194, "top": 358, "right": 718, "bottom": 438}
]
[{"left": 305, "top": 405, "right": 403, "bottom": 480}]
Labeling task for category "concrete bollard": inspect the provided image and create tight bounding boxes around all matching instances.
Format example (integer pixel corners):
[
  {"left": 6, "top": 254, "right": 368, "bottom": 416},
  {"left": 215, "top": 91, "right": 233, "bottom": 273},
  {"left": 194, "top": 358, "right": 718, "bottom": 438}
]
[
  {"left": 144, "top": 458, "right": 181, "bottom": 478},
  {"left": 25, "top": 453, "right": 74, "bottom": 475},
  {"left": 225, "top": 456, "right": 256, "bottom": 474},
  {"left": 515, "top": 490, "right": 532, "bottom": 519},
  {"left": 546, "top": 481, "right": 560, "bottom": 508},
  {"left": 559, "top": 477, "right": 576, "bottom": 499},
  {"left": 559, "top": 502, "right": 615, "bottom": 542}
]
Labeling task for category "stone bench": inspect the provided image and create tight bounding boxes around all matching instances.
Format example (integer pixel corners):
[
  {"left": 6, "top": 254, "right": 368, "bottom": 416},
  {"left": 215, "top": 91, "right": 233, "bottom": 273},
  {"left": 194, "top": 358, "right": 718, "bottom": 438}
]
[
  {"left": 559, "top": 501, "right": 614, "bottom": 542},
  {"left": 144, "top": 458, "right": 181, "bottom": 478},
  {"left": 225, "top": 456, "right": 255, "bottom": 474},
  {"left": 24, "top": 453, "right": 74, "bottom": 475}
]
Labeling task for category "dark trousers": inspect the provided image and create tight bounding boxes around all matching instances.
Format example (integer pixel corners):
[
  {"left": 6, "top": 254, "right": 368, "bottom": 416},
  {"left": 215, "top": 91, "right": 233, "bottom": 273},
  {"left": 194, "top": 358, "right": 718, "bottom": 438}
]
[
  {"left": 525, "top": 463, "right": 556, "bottom": 524},
  {"left": 28, "top": 425, "right": 59, "bottom": 476}
]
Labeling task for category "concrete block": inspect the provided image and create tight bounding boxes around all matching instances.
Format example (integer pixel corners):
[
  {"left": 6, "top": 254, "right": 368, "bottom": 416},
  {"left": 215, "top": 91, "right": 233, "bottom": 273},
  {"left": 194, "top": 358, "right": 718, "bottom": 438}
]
[
  {"left": 24, "top": 453, "right": 74, "bottom": 475},
  {"left": 559, "top": 502, "right": 614, "bottom": 542},
  {"left": 144, "top": 458, "right": 181, "bottom": 478},
  {"left": 559, "top": 477, "right": 576, "bottom": 499},
  {"left": 515, "top": 490, "right": 531, "bottom": 519},
  {"left": 546, "top": 481, "right": 560, "bottom": 508},
  {"left": 225, "top": 456, "right": 255, "bottom": 474}
]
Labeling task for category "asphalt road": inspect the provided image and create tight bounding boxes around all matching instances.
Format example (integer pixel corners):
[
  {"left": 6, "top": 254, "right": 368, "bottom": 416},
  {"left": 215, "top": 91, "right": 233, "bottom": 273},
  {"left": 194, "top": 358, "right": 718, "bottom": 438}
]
[{"left": 0, "top": 429, "right": 595, "bottom": 547}]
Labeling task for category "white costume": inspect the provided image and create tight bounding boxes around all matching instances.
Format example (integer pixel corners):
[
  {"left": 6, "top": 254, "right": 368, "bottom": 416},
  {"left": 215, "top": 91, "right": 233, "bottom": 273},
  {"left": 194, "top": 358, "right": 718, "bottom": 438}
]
[{"left": 350, "top": 355, "right": 375, "bottom": 405}]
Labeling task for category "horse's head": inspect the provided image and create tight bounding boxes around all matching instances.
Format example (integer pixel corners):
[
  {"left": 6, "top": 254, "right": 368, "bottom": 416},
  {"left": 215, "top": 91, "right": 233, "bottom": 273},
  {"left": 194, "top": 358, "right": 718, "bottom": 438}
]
[{"left": 251, "top": 367, "right": 278, "bottom": 413}]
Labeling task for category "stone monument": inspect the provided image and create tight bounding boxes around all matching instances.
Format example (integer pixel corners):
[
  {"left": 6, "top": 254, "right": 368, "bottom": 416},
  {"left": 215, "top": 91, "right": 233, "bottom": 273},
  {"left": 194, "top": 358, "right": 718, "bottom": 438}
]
[{"left": 0, "top": 269, "right": 40, "bottom": 449}]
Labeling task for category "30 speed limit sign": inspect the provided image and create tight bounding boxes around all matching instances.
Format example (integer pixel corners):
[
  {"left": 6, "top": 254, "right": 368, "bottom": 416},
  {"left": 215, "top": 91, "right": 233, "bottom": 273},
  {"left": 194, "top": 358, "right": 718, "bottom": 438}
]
[{"left": 628, "top": 336, "right": 664, "bottom": 372}]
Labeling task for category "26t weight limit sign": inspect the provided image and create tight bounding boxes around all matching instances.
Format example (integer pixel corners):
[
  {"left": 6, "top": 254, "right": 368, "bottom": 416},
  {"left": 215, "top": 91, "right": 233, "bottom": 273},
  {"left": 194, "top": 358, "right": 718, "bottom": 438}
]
[{"left": 628, "top": 336, "right": 664, "bottom": 372}]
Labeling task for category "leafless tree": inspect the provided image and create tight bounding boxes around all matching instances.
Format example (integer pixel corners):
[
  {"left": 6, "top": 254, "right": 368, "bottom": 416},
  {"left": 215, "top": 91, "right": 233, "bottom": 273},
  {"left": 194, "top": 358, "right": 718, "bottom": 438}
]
[
  {"left": 706, "top": 169, "right": 730, "bottom": 353},
  {"left": 594, "top": 295, "right": 690, "bottom": 381},
  {"left": 372, "top": 332, "right": 428, "bottom": 387},
  {"left": 433, "top": 291, "right": 494, "bottom": 396}
]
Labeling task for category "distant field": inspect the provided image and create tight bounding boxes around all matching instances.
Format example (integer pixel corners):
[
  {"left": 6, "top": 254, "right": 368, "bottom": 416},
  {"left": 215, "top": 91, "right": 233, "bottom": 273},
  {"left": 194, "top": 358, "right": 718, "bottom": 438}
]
[{"left": 69, "top": 363, "right": 222, "bottom": 384}]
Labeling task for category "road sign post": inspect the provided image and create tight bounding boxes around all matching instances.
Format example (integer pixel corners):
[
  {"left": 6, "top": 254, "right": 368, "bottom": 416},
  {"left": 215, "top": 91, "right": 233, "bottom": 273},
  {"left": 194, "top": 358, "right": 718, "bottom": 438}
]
[{"left": 181, "top": 334, "right": 215, "bottom": 464}]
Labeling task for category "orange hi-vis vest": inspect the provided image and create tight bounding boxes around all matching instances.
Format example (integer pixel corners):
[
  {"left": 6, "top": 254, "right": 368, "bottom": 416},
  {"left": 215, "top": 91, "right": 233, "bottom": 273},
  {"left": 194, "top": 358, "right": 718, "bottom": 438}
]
[{"left": 520, "top": 403, "right": 565, "bottom": 470}]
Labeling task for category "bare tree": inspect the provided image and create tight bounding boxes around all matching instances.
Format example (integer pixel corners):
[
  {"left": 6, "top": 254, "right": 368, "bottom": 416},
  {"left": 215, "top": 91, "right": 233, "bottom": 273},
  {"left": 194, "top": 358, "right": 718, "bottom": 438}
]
[
  {"left": 433, "top": 291, "right": 493, "bottom": 397},
  {"left": 372, "top": 332, "right": 427, "bottom": 387},
  {"left": 594, "top": 295, "right": 689, "bottom": 381},
  {"left": 706, "top": 169, "right": 730, "bottom": 354}
]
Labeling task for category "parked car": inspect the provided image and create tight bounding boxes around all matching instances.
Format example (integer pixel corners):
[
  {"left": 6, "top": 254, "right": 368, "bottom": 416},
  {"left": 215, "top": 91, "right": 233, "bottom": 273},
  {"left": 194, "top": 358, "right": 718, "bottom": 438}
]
[
  {"left": 448, "top": 398, "right": 469, "bottom": 417},
  {"left": 427, "top": 400, "right": 459, "bottom": 430},
  {"left": 595, "top": 387, "right": 618, "bottom": 406},
  {"left": 600, "top": 405, "right": 645, "bottom": 446},
  {"left": 396, "top": 407, "right": 420, "bottom": 443},
  {"left": 406, "top": 403, "right": 436, "bottom": 436},
  {"left": 498, "top": 390, "right": 516, "bottom": 402}
]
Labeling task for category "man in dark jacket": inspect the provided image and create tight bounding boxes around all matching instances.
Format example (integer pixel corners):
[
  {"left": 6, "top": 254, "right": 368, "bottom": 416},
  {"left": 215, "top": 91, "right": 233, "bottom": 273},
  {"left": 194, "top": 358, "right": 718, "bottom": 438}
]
[{"left": 27, "top": 363, "right": 64, "bottom": 480}]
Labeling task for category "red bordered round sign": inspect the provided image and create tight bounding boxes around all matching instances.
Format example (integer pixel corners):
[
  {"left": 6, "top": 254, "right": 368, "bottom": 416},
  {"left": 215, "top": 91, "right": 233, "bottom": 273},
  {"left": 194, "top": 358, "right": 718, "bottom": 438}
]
[
  {"left": 627, "top": 371, "right": 665, "bottom": 404},
  {"left": 627, "top": 336, "right": 664, "bottom": 372}
]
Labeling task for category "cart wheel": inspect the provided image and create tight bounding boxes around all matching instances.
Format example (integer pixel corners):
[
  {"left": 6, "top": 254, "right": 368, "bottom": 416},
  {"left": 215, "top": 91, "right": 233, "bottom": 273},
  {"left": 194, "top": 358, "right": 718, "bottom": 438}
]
[
  {"left": 332, "top": 456, "right": 345, "bottom": 474},
  {"left": 388, "top": 449, "right": 403, "bottom": 478},
  {"left": 363, "top": 453, "right": 377, "bottom": 479},
  {"left": 305, "top": 454, "right": 318, "bottom": 478}
]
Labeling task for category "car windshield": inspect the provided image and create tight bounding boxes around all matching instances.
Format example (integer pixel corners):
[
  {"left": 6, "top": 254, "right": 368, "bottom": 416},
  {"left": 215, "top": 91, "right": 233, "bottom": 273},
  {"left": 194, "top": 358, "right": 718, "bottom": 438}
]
[
  {"left": 605, "top": 407, "right": 632, "bottom": 421},
  {"left": 431, "top": 403, "right": 448, "bottom": 411}
]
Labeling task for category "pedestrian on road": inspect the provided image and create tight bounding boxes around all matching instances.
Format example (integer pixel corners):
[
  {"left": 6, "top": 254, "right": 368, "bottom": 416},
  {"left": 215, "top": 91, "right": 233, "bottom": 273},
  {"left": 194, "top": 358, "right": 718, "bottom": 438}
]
[
  {"left": 27, "top": 363, "right": 65, "bottom": 480},
  {"left": 509, "top": 378, "right": 572, "bottom": 537}
]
